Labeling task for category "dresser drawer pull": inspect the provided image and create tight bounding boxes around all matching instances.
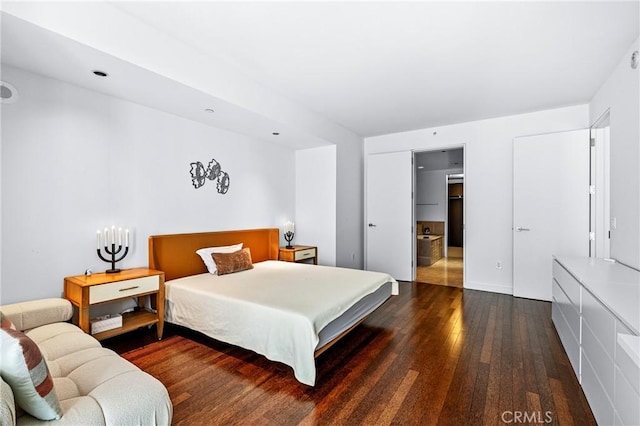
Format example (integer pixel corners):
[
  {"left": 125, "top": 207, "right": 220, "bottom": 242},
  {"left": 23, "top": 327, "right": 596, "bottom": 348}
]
[{"left": 119, "top": 285, "right": 140, "bottom": 292}]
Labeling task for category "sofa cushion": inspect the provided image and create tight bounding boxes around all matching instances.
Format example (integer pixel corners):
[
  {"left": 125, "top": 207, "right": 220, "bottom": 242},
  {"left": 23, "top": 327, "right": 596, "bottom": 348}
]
[
  {"left": 27, "top": 322, "right": 101, "bottom": 363},
  {"left": 57, "top": 397, "right": 105, "bottom": 425},
  {"left": 0, "top": 328, "right": 62, "bottom": 420},
  {"left": 49, "top": 347, "right": 116, "bottom": 379},
  {"left": 88, "top": 370, "right": 172, "bottom": 425}
]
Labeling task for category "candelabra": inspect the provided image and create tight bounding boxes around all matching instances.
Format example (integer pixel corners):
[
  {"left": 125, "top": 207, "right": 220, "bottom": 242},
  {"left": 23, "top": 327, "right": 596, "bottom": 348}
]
[
  {"left": 284, "top": 231, "right": 295, "bottom": 249},
  {"left": 97, "top": 227, "right": 130, "bottom": 273},
  {"left": 284, "top": 221, "right": 295, "bottom": 249}
]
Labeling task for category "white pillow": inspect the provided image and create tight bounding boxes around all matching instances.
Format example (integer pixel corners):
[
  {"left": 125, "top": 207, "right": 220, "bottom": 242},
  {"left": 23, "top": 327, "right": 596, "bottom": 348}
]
[{"left": 196, "top": 243, "right": 243, "bottom": 274}]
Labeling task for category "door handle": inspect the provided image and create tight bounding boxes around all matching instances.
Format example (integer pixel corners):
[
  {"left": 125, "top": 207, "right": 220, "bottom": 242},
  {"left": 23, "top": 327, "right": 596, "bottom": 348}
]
[
  {"left": 368, "top": 223, "right": 377, "bottom": 227},
  {"left": 515, "top": 227, "right": 530, "bottom": 232}
]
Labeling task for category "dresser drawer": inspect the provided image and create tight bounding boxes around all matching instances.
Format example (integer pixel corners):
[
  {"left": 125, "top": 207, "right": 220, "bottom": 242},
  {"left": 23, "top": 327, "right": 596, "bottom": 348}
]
[
  {"left": 553, "top": 279, "right": 580, "bottom": 343},
  {"left": 615, "top": 365, "right": 640, "bottom": 426},
  {"left": 582, "top": 348, "right": 615, "bottom": 426},
  {"left": 582, "top": 319, "right": 615, "bottom": 399},
  {"left": 90, "top": 275, "right": 160, "bottom": 304},
  {"left": 295, "top": 248, "right": 316, "bottom": 261},
  {"left": 553, "top": 260, "right": 581, "bottom": 307},
  {"left": 616, "top": 321, "right": 640, "bottom": 395},
  {"left": 552, "top": 297, "right": 581, "bottom": 380},
  {"left": 582, "top": 288, "right": 616, "bottom": 355}
]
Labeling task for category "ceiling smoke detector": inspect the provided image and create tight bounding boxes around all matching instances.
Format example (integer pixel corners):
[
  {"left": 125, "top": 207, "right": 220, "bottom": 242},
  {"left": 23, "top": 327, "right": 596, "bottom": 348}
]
[{"left": 0, "top": 81, "right": 18, "bottom": 104}]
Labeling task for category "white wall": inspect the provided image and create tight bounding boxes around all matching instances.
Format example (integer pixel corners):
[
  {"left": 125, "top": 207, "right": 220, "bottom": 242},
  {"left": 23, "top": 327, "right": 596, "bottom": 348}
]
[
  {"left": 295, "top": 146, "right": 337, "bottom": 266},
  {"left": 589, "top": 37, "right": 640, "bottom": 270},
  {"left": 415, "top": 168, "right": 463, "bottom": 222},
  {"left": 0, "top": 66, "right": 295, "bottom": 304},
  {"left": 365, "top": 105, "right": 589, "bottom": 294},
  {"left": 335, "top": 140, "right": 364, "bottom": 269},
  {"left": 4, "top": 3, "right": 367, "bottom": 275}
]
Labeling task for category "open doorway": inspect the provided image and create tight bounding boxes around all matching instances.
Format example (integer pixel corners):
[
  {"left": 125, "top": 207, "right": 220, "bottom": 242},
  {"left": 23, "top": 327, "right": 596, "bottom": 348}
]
[{"left": 414, "top": 148, "right": 464, "bottom": 287}]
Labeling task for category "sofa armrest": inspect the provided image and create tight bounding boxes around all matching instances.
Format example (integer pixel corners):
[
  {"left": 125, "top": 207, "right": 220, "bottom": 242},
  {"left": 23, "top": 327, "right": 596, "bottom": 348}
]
[{"left": 0, "top": 298, "right": 73, "bottom": 331}]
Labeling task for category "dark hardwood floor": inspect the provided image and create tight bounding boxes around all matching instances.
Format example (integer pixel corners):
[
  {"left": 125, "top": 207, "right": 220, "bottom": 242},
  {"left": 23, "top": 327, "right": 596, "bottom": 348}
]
[{"left": 104, "top": 282, "right": 595, "bottom": 425}]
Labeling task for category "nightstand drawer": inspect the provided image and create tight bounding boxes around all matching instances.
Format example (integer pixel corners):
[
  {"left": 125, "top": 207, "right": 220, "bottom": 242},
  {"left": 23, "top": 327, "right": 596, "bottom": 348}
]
[
  {"left": 90, "top": 275, "right": 159, "bottom": 304},
  {"left": 295, "top": 248, "right": 316, "bottom": 261}
]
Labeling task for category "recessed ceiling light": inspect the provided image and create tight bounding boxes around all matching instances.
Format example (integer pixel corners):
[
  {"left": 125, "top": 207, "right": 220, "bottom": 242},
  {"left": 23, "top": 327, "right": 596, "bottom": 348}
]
[
  {"left": 204, "top": 108, "right": 215, "bottom": 113},
  {"left": 272, "top": 132, "right": 280, "bottom": 136},
  {"left": 92, "top": 70, "right": 108, "bottom": 77},
  {"left": 418, "top": 166, "right": 424, "bottom": 169}
]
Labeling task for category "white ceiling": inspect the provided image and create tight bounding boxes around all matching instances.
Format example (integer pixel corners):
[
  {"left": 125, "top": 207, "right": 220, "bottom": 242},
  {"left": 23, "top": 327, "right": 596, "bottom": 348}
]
[
  {"left": 113, "top": 1, "right": 639, "bottom": 136},
  {"left": 2, "top": 1, "right": 639, "bottom": 144},
  {"left": 0, "top": 10, "right": 329, "bottom": 150}
]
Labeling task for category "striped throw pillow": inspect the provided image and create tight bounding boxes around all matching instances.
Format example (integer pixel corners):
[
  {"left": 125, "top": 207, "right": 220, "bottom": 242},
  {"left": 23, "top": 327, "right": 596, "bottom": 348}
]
[
  {"left": 0, "top": 327, "right": 62, "bottom": 420},
  {"left": 0, "top": 311, "right": 15, "bottom": 330}
]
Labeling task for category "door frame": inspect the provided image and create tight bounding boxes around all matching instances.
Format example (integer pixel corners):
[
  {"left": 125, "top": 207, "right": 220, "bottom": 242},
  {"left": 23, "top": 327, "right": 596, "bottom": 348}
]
[
  {"left": 412, "top": 145, "right": 466, "bottom": 286},
  {"left": 589, "top": 110, "right": 611, "bottom": 259}
]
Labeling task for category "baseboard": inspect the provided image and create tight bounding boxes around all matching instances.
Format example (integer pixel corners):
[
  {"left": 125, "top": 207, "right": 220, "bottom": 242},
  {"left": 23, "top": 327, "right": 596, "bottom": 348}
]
[{"left": 464, "top": 281, "right": 513, "bottom": 295}]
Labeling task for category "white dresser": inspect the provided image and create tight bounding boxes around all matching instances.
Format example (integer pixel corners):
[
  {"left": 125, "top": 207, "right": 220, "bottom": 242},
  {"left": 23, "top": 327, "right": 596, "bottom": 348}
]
[{"left": 552, "top": 256, "right": 640, "bottom": 426}]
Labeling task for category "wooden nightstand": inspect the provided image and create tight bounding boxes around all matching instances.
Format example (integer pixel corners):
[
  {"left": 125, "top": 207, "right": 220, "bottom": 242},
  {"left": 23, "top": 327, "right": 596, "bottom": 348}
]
[
  {"left": 279, "top": 245, "right": 318, "bottom": 265},
  {"left": 64, "top": 268, "right": 165, "bottom": 341}
]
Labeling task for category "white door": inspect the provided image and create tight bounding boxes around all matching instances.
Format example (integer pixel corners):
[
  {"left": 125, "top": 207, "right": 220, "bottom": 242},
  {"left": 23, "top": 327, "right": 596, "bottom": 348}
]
[
  {"left": 513, "top": 130, "right": 590, "bottom": 301},
  {"left": 366, "top": 151, "right": 413, "bottom": 281}
]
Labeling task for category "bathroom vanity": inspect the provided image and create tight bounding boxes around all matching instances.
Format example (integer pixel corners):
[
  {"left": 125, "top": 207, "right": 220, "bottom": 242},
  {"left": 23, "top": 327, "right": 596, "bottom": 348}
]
[{"left": 417, "top": 234, "right": 443, "bottom": 266}]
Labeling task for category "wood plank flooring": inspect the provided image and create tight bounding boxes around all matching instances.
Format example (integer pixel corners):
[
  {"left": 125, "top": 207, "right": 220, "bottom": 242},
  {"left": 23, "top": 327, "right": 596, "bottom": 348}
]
[
  {"left": 415, "top": 247, "right": 463, "bottom": 287},
  {"left": 106, "top": 282, "right": 595, "bottom": 425}
]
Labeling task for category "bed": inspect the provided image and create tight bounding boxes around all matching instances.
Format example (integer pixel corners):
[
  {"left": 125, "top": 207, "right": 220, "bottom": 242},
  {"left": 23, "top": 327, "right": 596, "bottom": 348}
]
[{"left": 148, "top": 228, "right": 398, "bottom": 385}]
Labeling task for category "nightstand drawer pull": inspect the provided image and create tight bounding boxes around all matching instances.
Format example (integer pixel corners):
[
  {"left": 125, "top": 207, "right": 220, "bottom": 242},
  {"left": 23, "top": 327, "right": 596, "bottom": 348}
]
[{"left": 118, "top": 285, "right": 139, "bottom": 292}]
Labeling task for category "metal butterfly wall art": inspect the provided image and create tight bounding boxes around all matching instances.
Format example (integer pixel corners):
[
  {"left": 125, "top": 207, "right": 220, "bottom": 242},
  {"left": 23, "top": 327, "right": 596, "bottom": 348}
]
[{"left": 190, "top": 158, "right": 230, "bottom": 194}]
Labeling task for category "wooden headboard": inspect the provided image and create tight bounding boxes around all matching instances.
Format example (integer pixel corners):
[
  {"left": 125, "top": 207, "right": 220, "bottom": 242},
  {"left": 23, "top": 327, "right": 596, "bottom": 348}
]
[{"left": 148, "top": 228, "right": 280, "bottom": 281}]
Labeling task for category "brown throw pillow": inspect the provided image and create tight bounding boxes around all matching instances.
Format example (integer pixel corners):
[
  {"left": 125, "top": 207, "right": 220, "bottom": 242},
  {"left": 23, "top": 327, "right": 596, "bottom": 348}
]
[{"left": 211, "top": 248, "right": 254, "bottom": 275}]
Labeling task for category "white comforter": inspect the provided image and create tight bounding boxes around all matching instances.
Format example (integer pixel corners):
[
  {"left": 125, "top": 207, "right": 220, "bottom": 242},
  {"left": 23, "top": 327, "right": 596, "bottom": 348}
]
[{"left": 164, "top": 260, "right": 398, "bottom": 385}]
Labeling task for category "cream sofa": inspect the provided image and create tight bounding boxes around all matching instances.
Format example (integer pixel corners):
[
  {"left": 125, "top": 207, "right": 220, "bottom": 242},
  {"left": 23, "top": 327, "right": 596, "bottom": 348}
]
[{"left": 0, "top": 298, "right": 172, "bottom": 425}]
